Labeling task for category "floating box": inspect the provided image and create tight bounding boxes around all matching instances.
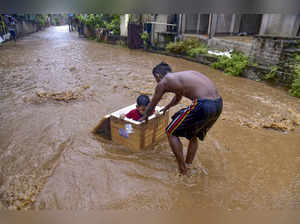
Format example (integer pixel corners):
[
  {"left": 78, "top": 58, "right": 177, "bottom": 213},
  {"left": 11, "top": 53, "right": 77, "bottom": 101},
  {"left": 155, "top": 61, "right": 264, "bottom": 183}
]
[{"left": 93, "top": 104, "right": 169, "bottom": 152}]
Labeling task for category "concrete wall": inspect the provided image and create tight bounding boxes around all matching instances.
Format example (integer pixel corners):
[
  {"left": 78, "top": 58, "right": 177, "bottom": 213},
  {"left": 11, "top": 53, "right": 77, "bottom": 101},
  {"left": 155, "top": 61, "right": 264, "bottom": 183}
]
[
  {"left": 292, "top": 15, "right": 300, "bottom": 36},
  {"left": 208, "top": 37, "right": 253, "bottom": 55},
  {"left": 16, "top": 21, "right": 38, "bottom": 37},
  {"left": 250, "top": 35, "right": 300, "bottom": 66},
  {"left": 259, "top": 14, "right": 298, "bottom": 36}
]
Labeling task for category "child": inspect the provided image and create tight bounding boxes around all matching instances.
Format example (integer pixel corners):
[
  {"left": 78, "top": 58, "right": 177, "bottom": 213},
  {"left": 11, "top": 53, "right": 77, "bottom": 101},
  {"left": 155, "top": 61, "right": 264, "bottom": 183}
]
[{"left": 124, "top": 95, "right": 150, "bottom": 121}]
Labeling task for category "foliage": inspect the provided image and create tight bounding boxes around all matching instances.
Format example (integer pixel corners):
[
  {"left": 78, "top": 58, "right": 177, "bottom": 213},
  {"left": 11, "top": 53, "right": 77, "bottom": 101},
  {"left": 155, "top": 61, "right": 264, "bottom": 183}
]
[
  {"left": 166, "top": 41, "right": 187, "bottom": 54},
  {"left": 294, "top": 54, "right": 300, "bottom": 62},
  {"left": 289, "top": 64, "right": 300, "bottom": 97},
  {"left": 104, "top": 15, "right": 120, "bottom": 35},
  {"left": 166, "top": 38, "right": 206, "bottom": 55},
  {"left": 141, "top": 32, "right": 150, "bottom": 46},
  {"left": 211, "top": 52, "right": 249, "bottom": 76},
  {"left": 77, "top": 14, "right": 85, "bottom": 23},
  {"left": 186, "top": 44, "right": 208, "bottom": 57},
  {"left": 36, "top": 14, "right": 47, "bottom": 27},
  {"left": 264, "top": 66, "right": 279, "bottom": 80},
  {"left": 85, "top": 14, "right": 104, "bottom": 29},
  {"left": 78, "top": 14, "right": 120, "bottom": 35}
]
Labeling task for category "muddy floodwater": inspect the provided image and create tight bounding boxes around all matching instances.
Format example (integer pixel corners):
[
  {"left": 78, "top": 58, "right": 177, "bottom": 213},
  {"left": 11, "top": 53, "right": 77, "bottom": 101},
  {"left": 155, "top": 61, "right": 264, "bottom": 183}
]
[{"left": 0, "top": 26, "right": 299, "bottom": 211}]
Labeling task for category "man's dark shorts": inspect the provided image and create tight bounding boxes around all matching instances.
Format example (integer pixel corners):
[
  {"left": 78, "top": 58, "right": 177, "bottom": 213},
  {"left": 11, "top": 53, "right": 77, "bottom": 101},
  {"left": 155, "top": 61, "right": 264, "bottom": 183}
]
[{"left": 166, "top": 97, "right": 223, "bottom": 141}]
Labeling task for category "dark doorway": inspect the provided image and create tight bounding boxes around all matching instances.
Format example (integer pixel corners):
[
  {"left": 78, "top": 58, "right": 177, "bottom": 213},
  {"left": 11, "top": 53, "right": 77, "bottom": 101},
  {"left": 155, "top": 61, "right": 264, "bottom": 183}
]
[
  {"left": 198, "top": 14, "right": 209, "bottom": 34},
  {"left": 239, "top": 14, "right": 263, "bottom": 35}
]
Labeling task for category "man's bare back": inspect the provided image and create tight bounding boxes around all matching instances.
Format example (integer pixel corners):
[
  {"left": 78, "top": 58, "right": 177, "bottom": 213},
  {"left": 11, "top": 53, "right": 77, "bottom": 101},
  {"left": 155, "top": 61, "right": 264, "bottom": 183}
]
[
  {"left": 160, "top": 71, "right": 220, "bottom": 100},
  {"left": 143, "top": 70, "right": 220, "bottom": 117}
]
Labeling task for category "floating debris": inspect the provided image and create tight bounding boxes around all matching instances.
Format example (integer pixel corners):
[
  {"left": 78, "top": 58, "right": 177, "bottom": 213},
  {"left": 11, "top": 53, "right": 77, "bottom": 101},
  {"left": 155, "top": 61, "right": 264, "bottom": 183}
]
[
  {"left": 34, "top": 85, "right": 91, "bottom": 103},
  {"left": 36, "top": 90, "right": 82, "bottom": 102},
  {"left": 238, "top": 110, "right": 300, "bottom": 132}
]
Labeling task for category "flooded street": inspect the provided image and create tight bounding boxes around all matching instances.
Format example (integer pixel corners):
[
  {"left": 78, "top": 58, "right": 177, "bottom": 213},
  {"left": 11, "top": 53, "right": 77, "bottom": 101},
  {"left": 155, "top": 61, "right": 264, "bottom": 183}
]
[{"left": 0, "top": 26, "right": 300, "bottom": 211}]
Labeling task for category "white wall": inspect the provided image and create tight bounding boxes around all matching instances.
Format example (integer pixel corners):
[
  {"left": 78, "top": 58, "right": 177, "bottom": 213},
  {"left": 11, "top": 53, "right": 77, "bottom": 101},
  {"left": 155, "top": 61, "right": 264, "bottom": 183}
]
[
  {"left": 120, "top": 14, "right": 129, "bottom": 37},
  {"left": 260, "top": 14, "right": 297, "bottom": 36}
]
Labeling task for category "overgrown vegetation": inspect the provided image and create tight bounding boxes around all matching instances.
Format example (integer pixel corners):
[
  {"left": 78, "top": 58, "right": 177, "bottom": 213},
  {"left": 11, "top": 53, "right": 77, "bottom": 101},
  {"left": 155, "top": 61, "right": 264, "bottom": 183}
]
[
  {"left": 166, "top": 38, "right": 207, "bottom": 56},
  {"left": 141, "top": 32, "right": 150, "bottom": 47},
  {"left": 186, "top": 44, "right": 208, "bottom": 57},
  {"left": 211, "top": 52, "right": 249, "bottom": 76},
  {"left": 36, "top": 14, "right": 47, "bottom": 28},
  {"left": 77, "top": 14, "right": 120, "bottom": 35},
  {"left": 289, "top": 60, "right": 300, "bottom": 97},
  {"left": 264, "top": 66, "right": 279, "bottom": 80}
]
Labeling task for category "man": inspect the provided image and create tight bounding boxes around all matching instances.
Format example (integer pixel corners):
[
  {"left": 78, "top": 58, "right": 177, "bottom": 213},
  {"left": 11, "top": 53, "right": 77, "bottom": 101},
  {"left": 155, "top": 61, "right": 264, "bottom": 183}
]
[
  {"left": 68, "top": 14, "right": 74, "bottom": 32},
  {"left": 140, "top": 62, "right": 223, "bottom": 175},
  {"left": 7, "top": 16, "right": 17, "bottom": 42}
]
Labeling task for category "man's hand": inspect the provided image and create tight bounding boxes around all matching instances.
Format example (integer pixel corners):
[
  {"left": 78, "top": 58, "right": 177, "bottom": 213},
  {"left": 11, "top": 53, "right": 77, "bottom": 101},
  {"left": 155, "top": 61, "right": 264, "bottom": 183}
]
[{"left": 138, "top": 115, "right": 149, "bottom": 123}]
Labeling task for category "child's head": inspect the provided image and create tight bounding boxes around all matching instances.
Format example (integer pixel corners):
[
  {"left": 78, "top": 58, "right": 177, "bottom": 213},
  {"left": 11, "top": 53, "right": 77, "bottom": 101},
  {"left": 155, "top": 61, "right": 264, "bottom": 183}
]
[{"left": 136, "top": 95, "right": 150, "bottom": 115}]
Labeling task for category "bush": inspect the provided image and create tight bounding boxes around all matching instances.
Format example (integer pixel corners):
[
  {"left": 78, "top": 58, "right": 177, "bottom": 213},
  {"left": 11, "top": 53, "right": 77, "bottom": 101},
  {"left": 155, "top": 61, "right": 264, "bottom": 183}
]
[
  {"left": 104, "top": 15, "right": 120, "bottom": 35},
  {"left": 36, "top": 14, "right": 47, "bottom": 27},
  {"left": 186, "top": 44, "right": 208, "bottom": 57},
  {"left": 289, "top": 78, "right": 300, "bottom": 97},
  {"left": 141, "top": 31, "right": 150, "bottom": 47},
  {"left": 166, "top": 41, "right": 187, "bottom": 54},
  {"left": 211, "top": 52, "right": 249, "bottom": 76},
  {"left": 85, "top": 14, "right": 104, "bottom": 29},
  {"left": 289, "top": 64, "right": 300, "bottom": 97},
  {"left": 166, "top": 38, "right": 206, "bottom": 55}
]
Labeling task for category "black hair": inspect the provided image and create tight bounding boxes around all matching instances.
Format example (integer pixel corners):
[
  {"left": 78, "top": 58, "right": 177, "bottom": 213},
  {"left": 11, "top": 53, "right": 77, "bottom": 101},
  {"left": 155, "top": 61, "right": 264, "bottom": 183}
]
[
  {"left": 152, "top": 62, "right": 172, "bottom": 78},
  {"left": 137, "top": 95, "right": 150, "bottom": 107}
]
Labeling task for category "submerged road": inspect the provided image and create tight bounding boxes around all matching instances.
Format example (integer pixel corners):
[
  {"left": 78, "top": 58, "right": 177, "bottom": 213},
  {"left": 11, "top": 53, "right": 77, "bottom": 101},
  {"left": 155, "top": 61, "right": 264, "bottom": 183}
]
[{"left": 0, "top": 26, "right": 299, "bottom": 210}]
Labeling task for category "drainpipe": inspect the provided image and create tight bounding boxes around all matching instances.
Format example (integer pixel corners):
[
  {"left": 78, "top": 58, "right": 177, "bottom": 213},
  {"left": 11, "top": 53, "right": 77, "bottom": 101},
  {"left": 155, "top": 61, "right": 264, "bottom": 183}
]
[
  {"left": 176, "top": 14, "right": 182, "bottom": 43},
  {"left": 208, "top": 13, "right": 213, "bottom": 39}
]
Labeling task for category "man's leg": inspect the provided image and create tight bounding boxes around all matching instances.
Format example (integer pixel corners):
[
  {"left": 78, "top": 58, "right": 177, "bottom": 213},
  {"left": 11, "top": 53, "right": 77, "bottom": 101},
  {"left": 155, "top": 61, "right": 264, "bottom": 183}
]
[
  {"left": 167, "top": 133, "right": 187, "bottom": 174},
  {"left": 185, "top": 136, "right": 198, "bottom": 165}
]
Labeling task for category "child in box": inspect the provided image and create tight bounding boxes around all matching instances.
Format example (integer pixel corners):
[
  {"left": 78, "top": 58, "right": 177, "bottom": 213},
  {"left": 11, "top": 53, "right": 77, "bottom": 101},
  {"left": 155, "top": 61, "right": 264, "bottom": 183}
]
[{"left": 124, "top": 95, "right": 150, "bottom": 121}]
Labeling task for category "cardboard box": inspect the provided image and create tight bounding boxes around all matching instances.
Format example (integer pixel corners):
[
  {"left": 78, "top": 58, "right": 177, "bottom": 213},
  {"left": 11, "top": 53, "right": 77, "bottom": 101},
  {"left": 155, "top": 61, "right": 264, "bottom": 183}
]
[{"left": 93, "top": 104, "right": 169, "bottom": 152}]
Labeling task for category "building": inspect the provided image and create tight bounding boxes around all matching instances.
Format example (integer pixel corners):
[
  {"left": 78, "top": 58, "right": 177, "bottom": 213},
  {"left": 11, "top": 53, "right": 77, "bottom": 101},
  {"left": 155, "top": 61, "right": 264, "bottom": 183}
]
[{"left": 181, "top": 13, "right": 300, "bottom": 37}]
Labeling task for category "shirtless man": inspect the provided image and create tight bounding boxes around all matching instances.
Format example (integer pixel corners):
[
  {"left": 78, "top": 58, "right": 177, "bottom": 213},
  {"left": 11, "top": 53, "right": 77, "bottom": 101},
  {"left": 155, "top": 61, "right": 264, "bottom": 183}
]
[{"left": 140, "top": 62, "right": 223, "bottom": 175}]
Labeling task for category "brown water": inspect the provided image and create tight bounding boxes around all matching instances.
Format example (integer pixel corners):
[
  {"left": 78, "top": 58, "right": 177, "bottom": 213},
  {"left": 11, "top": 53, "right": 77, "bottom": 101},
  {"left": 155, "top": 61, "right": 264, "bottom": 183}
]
[{"left": 0, "top": 26, "right": 299, "bottom": 211}]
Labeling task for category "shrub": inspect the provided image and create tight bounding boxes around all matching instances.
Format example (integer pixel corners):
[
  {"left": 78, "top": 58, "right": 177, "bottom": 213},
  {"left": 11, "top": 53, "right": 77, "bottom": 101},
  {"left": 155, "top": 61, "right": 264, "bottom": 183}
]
[
  {"left": 166, "top": 41, "right": 187, "bottom": 54},
  {"left": 141, "top": 32, "right": 150, "bottom": 46},
  {"left": 289, "top": 78, "right": 300, "bottom": 97},
  {"left": 166, "top": 38, "right": 206, "bottom": 55},
  {"left": 186, "top": 44, "right": 208, "bottom": 57},
  {"left": 289, "top": 64, "right": 300, "bottom": 97},
  {"left": 36, "top": 14, "right": 47, "bottom": 27},
  {"left": 211, "top": 52, "right": 249, "bottom": 76},
  {"left": 85, "top": 14, "right": 105, "bottom": 29}
]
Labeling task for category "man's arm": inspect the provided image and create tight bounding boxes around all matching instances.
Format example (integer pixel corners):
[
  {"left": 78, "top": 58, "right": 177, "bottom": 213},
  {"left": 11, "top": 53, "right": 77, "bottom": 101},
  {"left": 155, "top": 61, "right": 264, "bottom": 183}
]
[
  {"left": 140, "top": 83, "right": 166, "bottom": 121},
  {"left": 162, "top": 94, "right": 182, "bottom": 113}
]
